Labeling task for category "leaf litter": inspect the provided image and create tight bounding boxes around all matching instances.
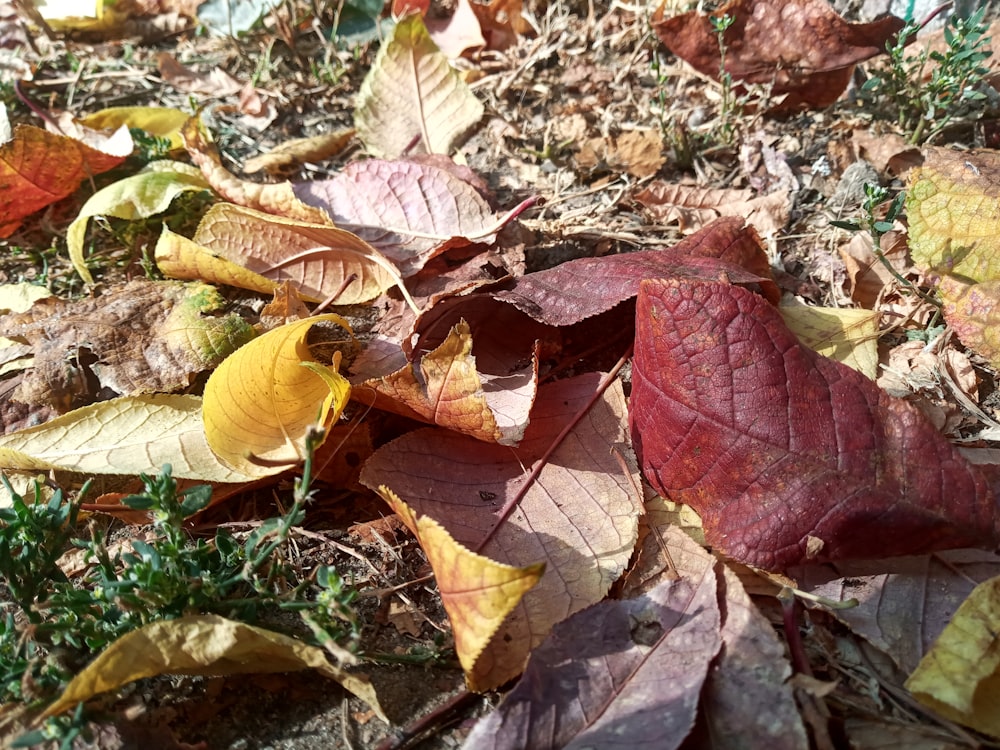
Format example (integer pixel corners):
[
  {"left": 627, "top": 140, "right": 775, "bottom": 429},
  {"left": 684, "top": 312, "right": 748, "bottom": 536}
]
[{"left": 4, "top": 0, "right": 1000, "bottom": 747}]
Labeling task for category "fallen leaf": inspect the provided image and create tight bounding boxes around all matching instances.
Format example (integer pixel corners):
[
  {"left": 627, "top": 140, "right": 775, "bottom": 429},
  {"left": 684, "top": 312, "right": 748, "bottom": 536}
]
[
  {"left": 181, "top": 116, "right": 332, "bottom": 225},
  {"left": 203, "top": 315, "right": 352, "bottom": 474},
  {"left": 3, "top": 279, "right": 254, "bottom": 410},
  {"left": 653, "top": 0, "right": 904, "bottom": 109},
  {"left": 462, "top": 530, "right": 720, "bottom": 749},
  {"left": 355, "top": 14, "right": 484, "bottom": 158},
  {"left": 0, "top": 104, "right": 131, "bottom": 237},
  {"left": 293, "top": 158, "right": 509, "bottom": 277},
  {"left": 0, "top": 282, "right": 52, "bottom": 313},
  {"left": 154, "top": 225, "right": 280, "bottom": 296},
  {"left": 157, "top": 51, "right": 243, "bottom": 96},
  {"left": 362, "top": 372, "right": 643, "bottom": 690},
  {"left": 0, "top": 394, "right": 256, "bottom": 482},
  {"left": 631, "top": 278, "right": 999, "bottom": 571},
  {"left": 906, "top": 576, "right": 1000, "bottom": 738},
  {"left": 67, "top": 160, "right": 211, "bottom": 283},
  {"left": 79, "top": 105, "right": 190, "bottom": 150},
  {"left": 360, "top": 319, "right": 535, "bottom": 444},
  {"left": 427, "top": 0, "right": 486, "bottom": 58},
  {"left": 43, "top": 615, "right": 387, "bottom": 723},
  {"left": 170, "top": 202, "right": 410, "bottom": 305},
  {"left": 242, "top": 128, "right": 356, "bottom": 175},
  {"left": 780, "top": 303, "right": 879, "bottom": 379},
  {"left": 376, "top": 488, "right": 544, "bottom": 683},
  {"left": 575, "top": 129, "right": 666, "bottom": 178},
  {"left": 635, "top": 180, "right": 790, "bottom": 237},
  {"left": 793, "top": 550, "right": 1000, "bottom": 674}
]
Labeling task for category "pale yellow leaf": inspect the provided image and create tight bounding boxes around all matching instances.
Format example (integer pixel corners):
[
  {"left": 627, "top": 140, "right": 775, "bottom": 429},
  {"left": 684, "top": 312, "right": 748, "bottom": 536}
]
[{"left": 781, "top": 304, "right": 880, "bottom": 379}]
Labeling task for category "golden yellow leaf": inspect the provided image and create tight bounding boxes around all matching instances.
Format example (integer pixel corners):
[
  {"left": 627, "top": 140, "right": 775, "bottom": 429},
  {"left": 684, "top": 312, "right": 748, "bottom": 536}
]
[
  {"left": 43, "top": 615, "right": 387, "bottom": 723},
  {"left": 376, "top": 487, "right": 544, "bottom": 680},
  {"left": 79, "top": 106, "right": 189, "bottom": 150},
  {"left": 203, "top": 315, "right": 352, "bottom": 473},
  {"left": 0, "top": 394, "right": 257, "bottom": 482},
  {"left": 780, "top": 304, "right": 880, "bottom": 379},
  {"left": 155, "top": 226, "right": 279, "bottom": 296},
  {"left": 906, "top": 575, "right": 1000, "bottom": 738}
]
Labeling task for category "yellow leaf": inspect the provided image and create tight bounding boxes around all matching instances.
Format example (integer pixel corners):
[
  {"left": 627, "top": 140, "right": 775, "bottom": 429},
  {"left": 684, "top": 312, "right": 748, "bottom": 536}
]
[
  {"left": 155, "top": 226, "right": 279, "bottom": 296},
  {"left": 203, "top": 315, "right": 352, "bottom": 473},
  {"left": 0, "top": 394, "right": 260, "bottom": 482},
  {"left": 68, "top": 161, "right": 211, "bottom": 282},
  {"left": 0, "top": 282, "right": 52, "bottom": 313},
  {"left": 906, "top": 576, "right": 1000, "bottom": 738},
  {"left": 79, "top": 106, "right": 189, "bottom": 150},
  {"left": 780, "top": 304, "right": 880, "bottom": 379},
  {"left": 376, "top": 487, "right": 544, "bottom": 682},
  {"left": 43, "top": 615, "right": 388, "bottom": 723}
]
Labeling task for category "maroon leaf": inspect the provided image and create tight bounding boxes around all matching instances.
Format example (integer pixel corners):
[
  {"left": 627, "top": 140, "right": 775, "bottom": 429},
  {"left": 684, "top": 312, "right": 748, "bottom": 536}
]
[
  {"left": 462, "top": 529, "right": 720, "bottom": 750},
  {"left": 653, "top": 0, "right": 904, "bottom": 109},
  {"left": 630, "top": 278, "right": 999, "bottom": 571}
]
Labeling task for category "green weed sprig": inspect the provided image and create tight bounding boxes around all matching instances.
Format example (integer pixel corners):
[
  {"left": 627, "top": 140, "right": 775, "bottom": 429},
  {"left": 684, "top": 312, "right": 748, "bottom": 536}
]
[{"left": 862, "top": 7, "right": 994, "bottom": 144}]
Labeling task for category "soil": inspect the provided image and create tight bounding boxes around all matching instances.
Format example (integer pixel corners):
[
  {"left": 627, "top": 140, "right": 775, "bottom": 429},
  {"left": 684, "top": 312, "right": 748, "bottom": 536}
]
[{"left": 2, "top": 0, "right": 1000, "bottom": 748}]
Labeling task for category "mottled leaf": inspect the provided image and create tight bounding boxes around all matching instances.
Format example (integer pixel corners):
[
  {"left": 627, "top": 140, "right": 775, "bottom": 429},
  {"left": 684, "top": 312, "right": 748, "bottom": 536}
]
[
  {"left": 631, "top": 278, "right": 998, "bottom": 571},
  {"left": 355, "top": 15, "right": 484, "bottom": 158}
]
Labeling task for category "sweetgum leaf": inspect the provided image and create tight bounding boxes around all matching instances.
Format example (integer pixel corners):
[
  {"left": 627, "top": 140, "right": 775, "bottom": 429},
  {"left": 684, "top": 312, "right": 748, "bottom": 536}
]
[{"left": 630, "top": 278, "right": 999, "bottom": 571}]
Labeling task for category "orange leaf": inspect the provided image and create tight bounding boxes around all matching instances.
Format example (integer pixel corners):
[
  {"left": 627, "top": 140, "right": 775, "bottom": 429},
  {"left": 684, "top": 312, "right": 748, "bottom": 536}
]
[
  {"left": 376, "top": 487, "right": 544, "bottom": 682},
  {"left": 0, "top": 110, "right": 131, "bottom": 237}
]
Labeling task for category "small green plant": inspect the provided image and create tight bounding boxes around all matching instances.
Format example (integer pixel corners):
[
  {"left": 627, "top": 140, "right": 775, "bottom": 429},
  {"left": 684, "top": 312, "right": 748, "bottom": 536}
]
[
  {"left": 862, "top": 7, "right": 994, "bottom": 144},
  {"left": 831, "top": 182, "right": 941, "bottom": 309},
  {"left": 0, "top": 428, "right": 359, "bottom": 737},
  {"left": 710, "top": 13, "right": 739, "bottom": 144}
]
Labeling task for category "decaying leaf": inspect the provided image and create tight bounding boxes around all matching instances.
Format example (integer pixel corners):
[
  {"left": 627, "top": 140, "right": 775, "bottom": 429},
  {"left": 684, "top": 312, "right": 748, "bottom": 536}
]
[
  {"left": 67, "top": 160, "right": 211, "bottom": 283},
  {"left": 155, "top": 226, "right": 280, "bottom": 296},
  {"left": 2, "top": 280, "right": 254, "bottom": 410},
  {"left": 181, "top": 116, "right": 331, "bottom": 224},
  {"left": 635, "top": 180, "right": 790, "bottom": 236},
  {"left": 355, "top": 14, "right": 484, "bottom": 158},
  {"left": 202, "top": 315, "right": 352, "bottom": 474},
  {"left": 631, "top": 278, "right": 999, "bottom": 571},
  {"left": 653, "top": 0, "right": 904, "bottom": 109},
  {"left": 376, "top": 488, "right": 544, "bottom": 684},
  {"left": 906, "top": 576, "right": 1000, "bottom": 738},
  {"left": 362, "top": 373, "right": 643, "bottom": 690},
  {"left": 360, "top": 319, "right": 535, "bottom": 445},
  {"left": 43, "top": 615, "right": 388, "bottom": 723},
  {"left": 462, "top": 530, "right": 720, "bottom": 749},
  {"left": 0, "top": 104, "right": 132, "bottom": 237},
  {"left": 242, "top": 128, "right": 356, "bottom": 175},
  {"left": 0, "top": 394, "right": 256, "bottom": 482}
]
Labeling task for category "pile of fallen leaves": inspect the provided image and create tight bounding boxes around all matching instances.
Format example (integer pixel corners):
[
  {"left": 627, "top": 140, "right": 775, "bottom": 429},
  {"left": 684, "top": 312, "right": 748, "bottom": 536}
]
[{"left": 4, "top": 0, "right": 1000, "bottom": 746}]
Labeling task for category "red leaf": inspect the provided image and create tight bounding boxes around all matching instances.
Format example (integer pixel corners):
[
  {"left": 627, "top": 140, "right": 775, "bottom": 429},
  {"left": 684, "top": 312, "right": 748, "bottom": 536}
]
[
  {"left": 630, "top": 278, "right": 999, "bottom": 571},
  {"left": 653, "top": 0, "right": 904, "bottom": 109}
]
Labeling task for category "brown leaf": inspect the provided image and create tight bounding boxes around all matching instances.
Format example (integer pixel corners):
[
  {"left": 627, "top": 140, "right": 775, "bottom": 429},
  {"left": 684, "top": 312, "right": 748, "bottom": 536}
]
[
  {"left": 242, "top": 128, "right": 356, "bottom": 175},
  {"left": 653, "top": 0, "right": 904, "bottom": 109},
  {"left": 635, "top": 180, "right": 790, "bottom": 236},
  {"left": 180, "top": 116, "right": 331, "bottom": 225},
  {"left": 631, "top": 278, "right": 999, "bottom": 571},
  {"left": 462, "top": 530, "right": 720, "bottom": 749},
  {"left": 2, "top": 280, "right": 254, "bottom": 411},
  {"left": 793, "top": 550, "right": 1000, "bottom": 675}
]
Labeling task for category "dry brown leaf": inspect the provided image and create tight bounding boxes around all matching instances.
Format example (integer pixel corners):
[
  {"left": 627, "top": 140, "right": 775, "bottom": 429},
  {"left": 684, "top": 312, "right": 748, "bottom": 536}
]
[
  {"left": 242, "top": 128, "right": 356, "bottom": 175},
  {"left": 635, "top": 181, "right": 790, "bottom": 236}
]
